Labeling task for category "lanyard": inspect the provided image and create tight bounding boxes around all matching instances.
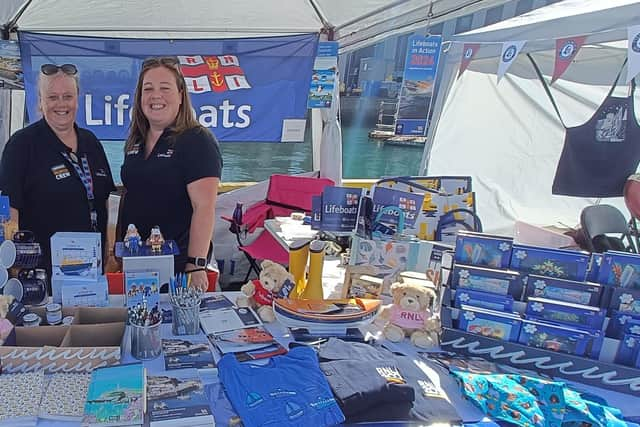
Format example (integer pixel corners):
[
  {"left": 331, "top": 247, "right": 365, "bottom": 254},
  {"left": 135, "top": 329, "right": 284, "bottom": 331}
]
[{"left": 61, "top": 151, "right": 98, "bottom": 231}]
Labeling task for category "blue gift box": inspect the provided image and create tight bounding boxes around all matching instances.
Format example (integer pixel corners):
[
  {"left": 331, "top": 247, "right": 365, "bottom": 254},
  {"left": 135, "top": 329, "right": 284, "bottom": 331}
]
[
  {"left": 605, "top": 311, "right": 640, "bottom": 339},
  {"left": 598, "top": 251, "right": 640, "bottom": 289},
  {"left": 457, "top": 304, "right": 522, "bottom": 342},
  {"left": 454, "top": 289, "right": 514, "bottom": 312},
  {"left": 525, "top": 297, "right": 605, "bottom": 330},
  {"left": 523, "top": 274, "right": 602, "bottom": 306},
  {"left": 454, "top": 231, "right": 513, "bottom": 269},
  {"left": 518, "top": 319, "right": 603, "bottom": 359},
  {"left": 586, "top": 253, "right": 603, "bottom": 282},
  {"left": 510, "top": 244, "right": 590, "bottom": 281},
  {"left": 609, "top": 288, "right": 640, "bottom": 316},
  {"left": 451, "top": 264, "right": 523, "bottom": 299},
  {"left": 615, "top": 333, "right": 640, "bottom": 366}
]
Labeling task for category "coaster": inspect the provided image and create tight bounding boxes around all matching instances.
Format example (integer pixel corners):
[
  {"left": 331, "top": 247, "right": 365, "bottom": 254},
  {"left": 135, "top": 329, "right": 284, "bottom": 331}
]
[
  {"left": 0, "top": 240, "right": 16, "bottom": 268},
  {"left": 3, "top": 278, "right": 23, "bottom": 302}
]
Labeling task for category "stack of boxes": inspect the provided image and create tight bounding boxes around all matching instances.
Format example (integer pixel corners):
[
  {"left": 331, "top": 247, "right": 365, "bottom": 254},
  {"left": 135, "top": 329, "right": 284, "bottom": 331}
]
[
  {"left": 449, "top": 231, "right": 625, "bottom": 364},
  {"left": 50, "top": 232, "right": 108, "bottom": 307}
]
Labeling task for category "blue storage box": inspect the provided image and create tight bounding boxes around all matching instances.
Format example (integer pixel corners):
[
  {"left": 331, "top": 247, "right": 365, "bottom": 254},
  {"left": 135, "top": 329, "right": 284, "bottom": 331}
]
[
  {"left": 609, "top": 288, "right": 640, "bottom": 316},
  {"left": 615, "top": 333, "right": 640, "bottom": 366},
  {"left": 451, "top": 264, "right": 523, "bottom": 299},
  {"left": 510, "top": 244, "right": 590, "bottom": 281},
  {"left": 457, "top": 304, "right": 522, "bottom": 342},
  {"left": 598, "top": 251, "right": 640, "bottom": 289},
  {"left": 525, "top": 297, "right": 605, "bottom": 330},
  {"left": 518, "top": 319, "right": 603, "bottom": 359},
  {"left": 454, "top": 231, "right": 513, "bottom": 269},
  {"left": 523, "top": 274, "right": 602, "bottom": 306},
  {"left": 454, "top": 289, "right": 514, "bottom": 312}
]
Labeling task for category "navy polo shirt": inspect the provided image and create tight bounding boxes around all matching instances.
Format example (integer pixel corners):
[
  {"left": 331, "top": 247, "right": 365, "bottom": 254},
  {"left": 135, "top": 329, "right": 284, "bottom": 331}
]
[
  {"left": 119, "top": 126, "right": 222, "bottom": 272},
  {"left": 0, "top": 119, "right": 116, "bottom": 276}
]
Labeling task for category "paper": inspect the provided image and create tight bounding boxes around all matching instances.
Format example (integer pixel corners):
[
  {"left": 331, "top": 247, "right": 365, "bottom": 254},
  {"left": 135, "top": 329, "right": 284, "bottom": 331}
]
[{"left": 280, "top": 119, "right": 306, "bottom": 142}]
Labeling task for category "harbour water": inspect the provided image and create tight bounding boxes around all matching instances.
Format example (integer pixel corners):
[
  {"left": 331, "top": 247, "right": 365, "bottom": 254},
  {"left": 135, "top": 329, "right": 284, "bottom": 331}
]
[{"left": 101, "top": 97, "right": 425, "bottom": 183}]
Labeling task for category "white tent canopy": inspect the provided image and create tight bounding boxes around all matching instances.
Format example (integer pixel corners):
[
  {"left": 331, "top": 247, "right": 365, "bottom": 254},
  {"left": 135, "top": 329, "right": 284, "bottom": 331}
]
[
  {"left": 7, "top": 0, "right": 508, "bottom": 53},
  {"left": 421, "top": 0, "right": 640, "bottom": 235}
]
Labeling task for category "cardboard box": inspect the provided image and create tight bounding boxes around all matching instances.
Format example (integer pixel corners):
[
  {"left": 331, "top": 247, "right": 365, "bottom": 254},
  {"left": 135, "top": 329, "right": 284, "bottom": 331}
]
[{"left": 0, "top": 307, "right": 126, "bottom": 373}]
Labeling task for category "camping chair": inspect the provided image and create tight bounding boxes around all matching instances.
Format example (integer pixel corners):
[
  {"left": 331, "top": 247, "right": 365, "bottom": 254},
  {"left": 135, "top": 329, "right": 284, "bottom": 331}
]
[
  {"left": 580, "top": 204, "right": 637, "bottom": 253},
  {"left": 223, "top": 174, "right": 334, "bottom": 288}
]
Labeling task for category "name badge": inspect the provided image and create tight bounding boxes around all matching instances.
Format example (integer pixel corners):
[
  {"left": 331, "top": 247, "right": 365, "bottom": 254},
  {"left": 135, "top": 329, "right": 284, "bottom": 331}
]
[{"left": 51, "top": 164, "right": 71, "bottom": 180}]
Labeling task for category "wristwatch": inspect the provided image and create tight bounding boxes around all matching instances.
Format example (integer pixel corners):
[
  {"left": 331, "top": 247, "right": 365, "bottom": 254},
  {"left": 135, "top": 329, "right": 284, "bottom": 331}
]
[{"left": 187, "top": 256, "right": 207, "bottom": 267}]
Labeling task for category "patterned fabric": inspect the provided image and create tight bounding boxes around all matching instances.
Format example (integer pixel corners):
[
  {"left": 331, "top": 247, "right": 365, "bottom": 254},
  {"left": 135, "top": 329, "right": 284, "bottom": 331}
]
[
  {"left": 40, "top": 373, "right": 92, "bottom": 420},
  {"left": 0, "top": 371, "right": 44, "bottom": 423},
  {"left": 452, "top": 372, "right": 630, "bottom": 427}
]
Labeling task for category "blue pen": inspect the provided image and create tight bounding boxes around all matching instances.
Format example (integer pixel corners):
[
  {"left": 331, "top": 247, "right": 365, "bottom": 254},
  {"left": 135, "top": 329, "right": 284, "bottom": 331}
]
[{"left": 182, "top": 272, "right": 187, "bottom": 289}]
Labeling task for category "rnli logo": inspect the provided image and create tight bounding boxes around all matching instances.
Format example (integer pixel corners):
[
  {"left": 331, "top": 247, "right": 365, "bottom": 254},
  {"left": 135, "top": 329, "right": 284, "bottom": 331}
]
[
  {"left": 51, "top": 164, "right": 71, "bottom": 180},
  {"left": 633, "top": 33, "right": 640, "bottom": 53},
  {"left": 126, "top": 144, "right": 141, "bottom": 155},
  {"left": 559, "top": 40, "right": 577, "bottom": 59},
  {"left": 95, "top": 168, "right": 108, "bottom": 177},
  {"left": 502, "top": 45, "right": 517, "bottom": 62},
  {"left": 464, "top": 47, "right": 474, "bottom": 59}
]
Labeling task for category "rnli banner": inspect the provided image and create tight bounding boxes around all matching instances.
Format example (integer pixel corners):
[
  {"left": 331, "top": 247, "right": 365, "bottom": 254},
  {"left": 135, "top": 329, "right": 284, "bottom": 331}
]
[
  {"left": 18, "top": 32, "right": 318, "bottom": 142},
  {"left": 395, "top": 35, "right": 442, "bottom": 136}
]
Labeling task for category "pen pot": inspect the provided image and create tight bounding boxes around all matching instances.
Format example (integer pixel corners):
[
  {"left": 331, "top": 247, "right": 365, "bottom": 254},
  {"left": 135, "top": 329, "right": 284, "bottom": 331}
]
[
  {"left": 171, "top": 300, "right": 200, "bottom": 336},
  {"left": 130, "top": 319, "right": 162, "bottom": 360}
]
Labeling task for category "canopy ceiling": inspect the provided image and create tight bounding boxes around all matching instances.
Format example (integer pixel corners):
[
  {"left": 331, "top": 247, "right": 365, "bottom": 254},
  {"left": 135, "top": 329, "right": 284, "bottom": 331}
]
[{"left": 4, "top": 0, "right": 510, "bottom": 52}]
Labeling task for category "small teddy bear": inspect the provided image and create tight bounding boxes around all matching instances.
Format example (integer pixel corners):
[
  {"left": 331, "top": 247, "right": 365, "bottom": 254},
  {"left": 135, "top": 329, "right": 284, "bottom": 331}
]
[
  {"left": 379, "top": 281, "right": 440, "bottom": 348},
  {"left": 236, "top": 260, "right": 295, "bottom": 322}
]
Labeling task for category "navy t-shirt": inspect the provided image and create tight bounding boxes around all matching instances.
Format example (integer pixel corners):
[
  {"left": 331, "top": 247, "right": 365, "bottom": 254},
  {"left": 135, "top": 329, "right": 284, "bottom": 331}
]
[
  {"left": 0, "top": 119, "right": 116, "bottom": 277},
  {"left": 120, "top": 126, "right": 222, "bottom": 271}
]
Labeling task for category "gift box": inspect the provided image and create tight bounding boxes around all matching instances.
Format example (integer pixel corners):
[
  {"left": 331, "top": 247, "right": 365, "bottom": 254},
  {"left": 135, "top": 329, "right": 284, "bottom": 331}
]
[
  {"left": 609, "top": 287, "right": 640, "bottom": 315},
  {"left": 50, "top": 232, "right": 101, "bottom": 282},
  {"left": 454, "top": 231, "right": 513, "bottom": 269},
  {"left": 457, "top": 304, "right": 522, "bottom": 342},
  {"left": 615, "top": 333, "right": 640, "bottom": 366},
  {"left": 586, "top": 253, "right": 603, "bottom": 282},
  {"left": 454, "top": 289, "right": 514, "bottom": 312},
  {"left": 606, "top": 312, "right": 640, "bottom": 339},
  {"left": 525, "top": 297, "right": 605, "bottom": 330},
  {"left": 510, "top": 244, "right": 590, "bottom": 281},
  {"left": 523, "top": 274, "right": 602, "bottom": 306},
  {"left": 518, "top": 319, "right": 603, "bottom": 359},
  {"left": 598, "top": 251, "right": 640, "bottom": 289},
  {"left": 451, "top": 264, "right": 523, "bottom": 299}
]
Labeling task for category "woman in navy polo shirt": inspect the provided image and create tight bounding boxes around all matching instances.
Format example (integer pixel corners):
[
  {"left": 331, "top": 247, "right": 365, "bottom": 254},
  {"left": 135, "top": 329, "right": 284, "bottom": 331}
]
[
  {"left": 119, "top": 57, "right": 222, "bottom": 291},
  {"left": 0, "top": 64, "right": 116, "bottom": 282}
]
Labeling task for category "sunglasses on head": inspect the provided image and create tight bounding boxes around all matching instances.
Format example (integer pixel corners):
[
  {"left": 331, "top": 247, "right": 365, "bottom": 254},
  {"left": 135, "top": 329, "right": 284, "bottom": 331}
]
[
  {"left": 142, "top": 57, "right": 179, "bottom": 67},
  {"left": 41, "top": 63, "right": 78, "bottom": 76}
]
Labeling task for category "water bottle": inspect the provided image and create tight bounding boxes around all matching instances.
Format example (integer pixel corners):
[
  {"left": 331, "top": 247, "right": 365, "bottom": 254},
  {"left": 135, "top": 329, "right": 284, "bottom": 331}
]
[{"left": 231, "top": 202, "right": 243, "bottom": 234}]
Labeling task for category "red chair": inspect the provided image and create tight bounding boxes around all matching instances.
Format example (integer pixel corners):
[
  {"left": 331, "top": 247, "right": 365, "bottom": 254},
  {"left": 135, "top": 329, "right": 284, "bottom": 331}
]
[{"left": 223, "top": 174, "right": 334, "bottom": 288}]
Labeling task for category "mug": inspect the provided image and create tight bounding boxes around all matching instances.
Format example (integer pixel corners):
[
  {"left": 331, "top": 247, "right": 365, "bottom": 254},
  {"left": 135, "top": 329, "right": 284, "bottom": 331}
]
[{"left": 17, "top": 269, "right": 48, "bottom": 306}]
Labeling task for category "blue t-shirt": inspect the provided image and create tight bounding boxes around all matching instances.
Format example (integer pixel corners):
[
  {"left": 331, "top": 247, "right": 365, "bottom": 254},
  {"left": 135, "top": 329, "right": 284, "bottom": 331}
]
[{"left": 218, "top": 346, "right": 345, "bottom": 427}]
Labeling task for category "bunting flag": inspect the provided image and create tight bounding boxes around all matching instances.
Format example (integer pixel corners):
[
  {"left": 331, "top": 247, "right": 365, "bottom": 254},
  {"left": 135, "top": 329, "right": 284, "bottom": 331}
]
[
  {"left": 458, "top": 43, "right": 480, "bottom": 79},
  {"left": 497, "top": 40, "right": 526, "bottom": 82},
  {"left": 551, "top": 36, "right": 586, "bottom": 84},
  {"left": 627, "top": 25, "right": 640, "bottom": 83}
]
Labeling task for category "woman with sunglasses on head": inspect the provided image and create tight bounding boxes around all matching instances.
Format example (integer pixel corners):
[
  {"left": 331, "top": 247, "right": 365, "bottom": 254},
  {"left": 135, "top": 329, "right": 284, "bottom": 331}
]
[
  {"left": 0, "top": 64, "right": 116, "bottom": 282},
  {"left": 118, "top": 57, "right": 222, "bottom": 292}
]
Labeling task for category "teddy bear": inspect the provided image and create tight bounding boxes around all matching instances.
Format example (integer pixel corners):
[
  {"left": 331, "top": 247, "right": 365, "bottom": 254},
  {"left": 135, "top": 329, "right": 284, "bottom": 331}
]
[
  {"left": 379, "top": 281, "right": 440, "bottom": 348},
  {"left": 236, "top": 260, "right": 295, "bottom": 322}
]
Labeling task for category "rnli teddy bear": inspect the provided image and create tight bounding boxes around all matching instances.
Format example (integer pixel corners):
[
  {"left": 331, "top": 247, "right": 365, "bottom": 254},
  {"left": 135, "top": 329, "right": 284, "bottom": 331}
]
[
  {"left": 380, "top": 282, "right": 440, "bottom": 348},
  {"left": 236, "top": 260, "right": 295, "bottom": 322}
]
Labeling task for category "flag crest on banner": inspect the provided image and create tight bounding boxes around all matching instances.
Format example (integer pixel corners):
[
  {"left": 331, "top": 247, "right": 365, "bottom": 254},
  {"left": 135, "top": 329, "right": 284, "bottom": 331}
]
[
  {"left": 458, "top": 43, "right": 480, "bottom": 79},
  {"left": 497, "top": 40, "right": 526, "bottom": 82},
  {"left": 627, "top": 25, "right": 640, "bottom": 83},
  {"left": 178, "top": 55, "right": 251, "bottom": 93},
  {"left": 552, "top": 36, "right": 586, "bottom": 84}
]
